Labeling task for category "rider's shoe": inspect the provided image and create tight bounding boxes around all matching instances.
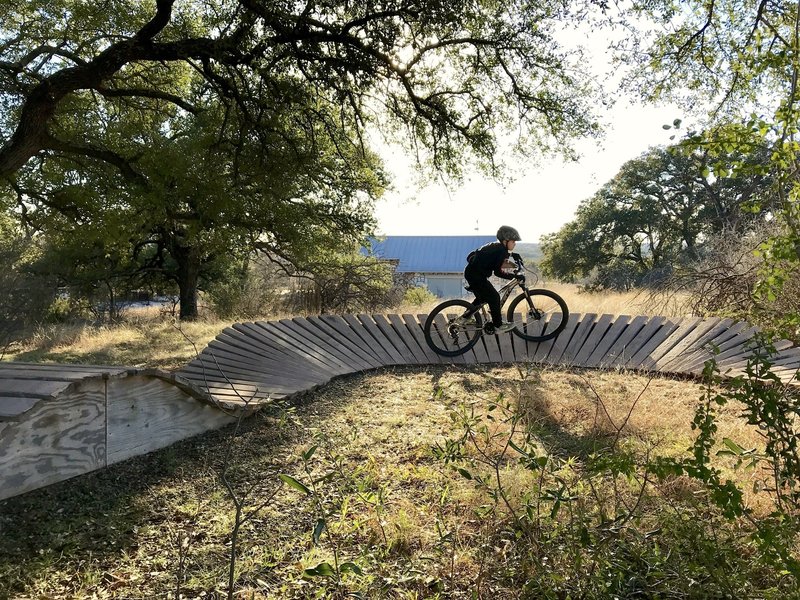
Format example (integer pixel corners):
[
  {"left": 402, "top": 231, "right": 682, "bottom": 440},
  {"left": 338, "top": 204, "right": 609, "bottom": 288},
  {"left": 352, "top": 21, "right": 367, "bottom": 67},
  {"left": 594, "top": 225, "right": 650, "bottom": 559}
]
[
  {"left": 494, "top": 321, "right": 516, "bottom": 334},
  {"left": 454, "top": 314, "right": 477, "bottom": 326}
]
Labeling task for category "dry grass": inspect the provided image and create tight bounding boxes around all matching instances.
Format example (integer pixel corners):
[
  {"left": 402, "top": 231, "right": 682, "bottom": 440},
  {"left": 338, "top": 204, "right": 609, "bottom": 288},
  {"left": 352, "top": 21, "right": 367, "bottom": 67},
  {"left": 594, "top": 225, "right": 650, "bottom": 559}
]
[
  {"left": 2, "top": 317, "right": 231, "bottom": 370},
  {"left": 396, "top": 283, "right": 693, "bottom": 319}
]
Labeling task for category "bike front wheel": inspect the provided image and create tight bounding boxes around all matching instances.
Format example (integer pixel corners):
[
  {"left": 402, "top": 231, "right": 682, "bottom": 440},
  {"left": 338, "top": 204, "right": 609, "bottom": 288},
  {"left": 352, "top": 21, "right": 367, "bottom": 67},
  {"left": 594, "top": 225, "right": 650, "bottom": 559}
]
[
  {"left": 423, "top": 299, "right": 484, "bottom": 357},
  {"left": 506, "top": 289, "right": 569, "bottom": 342}
]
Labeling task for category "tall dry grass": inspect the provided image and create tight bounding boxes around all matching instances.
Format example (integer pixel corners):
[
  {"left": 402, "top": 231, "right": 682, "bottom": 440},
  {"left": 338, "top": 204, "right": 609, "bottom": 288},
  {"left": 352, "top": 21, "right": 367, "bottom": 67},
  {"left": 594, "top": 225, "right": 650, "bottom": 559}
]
[{"left": 396, "top": 282, "right": 693, "bottom": 318}]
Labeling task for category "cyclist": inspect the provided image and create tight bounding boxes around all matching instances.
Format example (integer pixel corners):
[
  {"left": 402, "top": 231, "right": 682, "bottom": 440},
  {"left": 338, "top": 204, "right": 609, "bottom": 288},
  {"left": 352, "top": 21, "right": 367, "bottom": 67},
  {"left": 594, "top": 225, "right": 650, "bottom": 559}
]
[{"left": 460, "top": 225, "right": 523, "bottom": 333}]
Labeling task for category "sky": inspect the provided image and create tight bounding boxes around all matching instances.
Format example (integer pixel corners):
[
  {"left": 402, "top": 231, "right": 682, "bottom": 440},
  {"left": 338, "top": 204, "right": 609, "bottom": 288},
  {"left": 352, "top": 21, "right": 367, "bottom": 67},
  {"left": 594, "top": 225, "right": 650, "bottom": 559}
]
[{"left": 373, "top": 100, "right": 686, "bottom": 243}]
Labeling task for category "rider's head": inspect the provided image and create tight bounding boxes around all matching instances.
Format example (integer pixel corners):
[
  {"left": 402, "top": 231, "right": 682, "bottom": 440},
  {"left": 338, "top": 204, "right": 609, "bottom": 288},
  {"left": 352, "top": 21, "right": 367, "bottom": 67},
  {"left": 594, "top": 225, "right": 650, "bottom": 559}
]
[{"left": 497, "top": 225, "right": 521, "bottom": 250}]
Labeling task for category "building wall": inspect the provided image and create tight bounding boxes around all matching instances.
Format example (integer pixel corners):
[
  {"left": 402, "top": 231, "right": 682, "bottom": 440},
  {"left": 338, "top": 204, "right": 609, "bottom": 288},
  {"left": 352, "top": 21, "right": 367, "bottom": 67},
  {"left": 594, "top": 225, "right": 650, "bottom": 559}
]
[{"left": 410, "top": 273, "right": 468, "bottom": 298}]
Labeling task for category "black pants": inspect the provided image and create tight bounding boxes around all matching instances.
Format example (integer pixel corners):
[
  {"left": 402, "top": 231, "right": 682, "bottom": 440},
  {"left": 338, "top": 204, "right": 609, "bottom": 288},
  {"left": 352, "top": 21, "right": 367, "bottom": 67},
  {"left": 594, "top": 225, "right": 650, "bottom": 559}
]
[{"left": 466, "top": 276, "right": 502, "bottom": 326}]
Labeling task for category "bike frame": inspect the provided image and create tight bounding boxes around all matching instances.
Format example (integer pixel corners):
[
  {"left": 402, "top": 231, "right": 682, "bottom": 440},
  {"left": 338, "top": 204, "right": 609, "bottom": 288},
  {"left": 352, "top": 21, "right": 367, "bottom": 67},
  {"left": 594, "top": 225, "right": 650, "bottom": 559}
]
[{"left": 461, "top": 275, "right": 532, "bottom": 322}]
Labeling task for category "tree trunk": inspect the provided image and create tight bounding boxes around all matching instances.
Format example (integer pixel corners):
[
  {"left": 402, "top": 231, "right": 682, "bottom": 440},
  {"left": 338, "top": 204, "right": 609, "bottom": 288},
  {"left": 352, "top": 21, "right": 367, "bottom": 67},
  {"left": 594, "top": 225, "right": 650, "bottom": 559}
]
[{"left": 172, "top": 243, "right": 201, "bottom": 320}]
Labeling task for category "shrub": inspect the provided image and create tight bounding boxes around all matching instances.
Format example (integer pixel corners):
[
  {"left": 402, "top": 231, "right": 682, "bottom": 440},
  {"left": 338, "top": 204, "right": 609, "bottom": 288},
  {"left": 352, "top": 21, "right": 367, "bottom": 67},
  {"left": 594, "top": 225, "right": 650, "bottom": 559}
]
[{"left": 403, "top": 285, "right": 437, "bottom": 306}]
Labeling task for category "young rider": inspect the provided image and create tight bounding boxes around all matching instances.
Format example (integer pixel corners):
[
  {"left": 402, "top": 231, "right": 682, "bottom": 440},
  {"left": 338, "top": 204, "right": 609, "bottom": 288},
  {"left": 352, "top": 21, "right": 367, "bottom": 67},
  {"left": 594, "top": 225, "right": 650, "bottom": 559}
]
[{"left": 461, "top": 225, "right": 523, "bottom": 333}]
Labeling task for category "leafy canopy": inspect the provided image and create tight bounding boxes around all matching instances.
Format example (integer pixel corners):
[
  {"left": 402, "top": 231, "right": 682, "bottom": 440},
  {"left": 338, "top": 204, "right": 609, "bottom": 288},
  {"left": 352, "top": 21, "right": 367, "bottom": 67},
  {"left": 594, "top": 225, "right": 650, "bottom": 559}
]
[
  {"left": 540, "top": 136, "right": 773, "bottom": 290},
  {"left": 0, "top": 0, "right": 606, "bottom": 181}
]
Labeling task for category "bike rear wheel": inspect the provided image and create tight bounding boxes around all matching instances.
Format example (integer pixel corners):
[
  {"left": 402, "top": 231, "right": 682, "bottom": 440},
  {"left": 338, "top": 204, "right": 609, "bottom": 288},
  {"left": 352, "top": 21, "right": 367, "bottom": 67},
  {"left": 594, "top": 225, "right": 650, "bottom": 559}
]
[
  {"left": 506, "top": 289, "right": 569, "bottom": 342},
  {"left": 423, "top": 299, "right": 484, "bottom": 357}
]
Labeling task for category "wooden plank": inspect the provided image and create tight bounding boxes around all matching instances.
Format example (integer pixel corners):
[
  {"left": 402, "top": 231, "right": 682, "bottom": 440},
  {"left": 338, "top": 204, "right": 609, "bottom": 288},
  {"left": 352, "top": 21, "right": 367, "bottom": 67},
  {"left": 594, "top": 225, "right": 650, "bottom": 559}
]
[
  {"left": 224, "top": 324, "right": 334, "bottom": 378},
  {"left": 373, "top": 314, "right": 420, "bottom": 365},
  {"left": 653, "top": 317, "right": 721, "bottom": 372},
  {"left": 0, "top": 362, "right": 125, "bottom": 375},
  {"left": 512, "top": 313, "right": 548, "bottom": 362},
  {"left": 625, "top": 319, "right": 684, "bottom": 369},
  {"left": 342, "top": 314, "right": 396, "bottom": 365},
  {"left": 481, "top": 327, "right": 504, "bottom": 363},
  {"left": 188, "top": 379, "right": 278, "bottom": 398},
  {"left": 0, "top": 367, "right": 116, "bottom": 381},
  {"left": 637, "top": 316, "right": 704, "bottom": 371},
  {"left": 291, "top": 317, "right": 372, "bottom": 372},
  {"left": 532, "top": 313, "right": 565, "bottom": 363},
  {"left": 0, "top": 397, "right": 41, "bottom": 420},
  {"left": 320, "top": 315, "right": 386, "bottom": 365},
  {"left": 355, "top": 314, "right": 407, "bottom": 365},
  {"left": 305, "top": 316, "right": 384, "bottom": 370},
  {"left": 496, "top": 326, "right": 516, "bottom": 363},
  {"left": 607, "top": 316, "right": 665, "bottom": 368},
  {"left": 598, "top": 315, "right": 650, "bottom": 368},
  {"left": 667, "top": 318, "right": 738, "bottom": 372},
  {"left": 719, "top": 339, "right": 799, "bottom": 372},
  {"left": 389, "top": 314, "right": 436, "bottom": 364},
  {"left": 180, "top": 358, "right": 325, "bottom": 391},
  {"left": 0, "top": 379, "right": 70, "bottom": 398},
  {"left": 542, "top": 312, "right": 582, "bottom": 365},
  {"left": 397, "top": 314, "right": 444, "bottom": 364},
  {"left": 106, "top": 376, "right": 236, "bottom": 465},
  {"left": 281, "top": 318, "right": 360, "bottom": 372},
  {"left": 179, "top": 366, "right": 308, "bottom": 394},
  {"left": 770, "top": 347, "right": 800, "bottom": 366},
  {"left": 192, "top": 340, "right": 331, "bottom": 383},
  {"left": 570, "top": 313, "right": 615, "bottom": 367},
  {"left": 257, "top": 321, "right": 347, "bottom": 377},
  {"left": 773, "top": 367, "right": 800, "bottom": 384},
  {"left": 426, "top": 313, "right": 469, "bottom": 364},
  {"left": 235, "top": 321, "right": 337, "bottom": 370},
  {"left": 680, "top": 323, "right": 759, "bottom": 373},
  {"left": 584, "top": 315, "right": 632, "bottom": 368},
  {"left": 200, "top": 336, "right": 306, "bottom": 372},
  {"left": 561, "top": 313, "right": 601, "bottom": 366},
  {"left": 271, "top": 320, "right": 352, "bottom": 374}
]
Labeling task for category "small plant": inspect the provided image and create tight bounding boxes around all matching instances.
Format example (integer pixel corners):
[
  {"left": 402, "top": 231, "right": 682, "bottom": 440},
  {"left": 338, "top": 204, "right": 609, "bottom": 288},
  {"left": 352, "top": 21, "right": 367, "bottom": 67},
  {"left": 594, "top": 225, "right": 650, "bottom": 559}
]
[
  {"left": 278, "top": 434, "right": 370, "bottom": 595},
  {"left": 652, "top": 334, "right": 800, "bottom": 580},
  {"left": 403, "top": 286, "right": 437, "bottom": 307}
]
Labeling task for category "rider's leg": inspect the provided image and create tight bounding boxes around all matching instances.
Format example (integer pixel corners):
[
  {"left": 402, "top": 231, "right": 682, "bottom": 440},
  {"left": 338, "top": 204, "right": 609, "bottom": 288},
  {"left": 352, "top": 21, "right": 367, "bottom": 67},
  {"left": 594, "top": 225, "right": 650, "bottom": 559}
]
[{"left": 468, "top": 278, "right": 502, "bottom": 326}]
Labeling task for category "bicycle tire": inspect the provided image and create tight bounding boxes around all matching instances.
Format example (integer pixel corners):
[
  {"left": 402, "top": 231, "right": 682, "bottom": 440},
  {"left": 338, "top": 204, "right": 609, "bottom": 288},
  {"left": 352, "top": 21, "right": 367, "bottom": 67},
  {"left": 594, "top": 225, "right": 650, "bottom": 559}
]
[
  {"left": 506, "top": 289, "right": 569, "bottom": 342},
  {"left": 423, "top": 299, "right": 484, "bottom": 357}
]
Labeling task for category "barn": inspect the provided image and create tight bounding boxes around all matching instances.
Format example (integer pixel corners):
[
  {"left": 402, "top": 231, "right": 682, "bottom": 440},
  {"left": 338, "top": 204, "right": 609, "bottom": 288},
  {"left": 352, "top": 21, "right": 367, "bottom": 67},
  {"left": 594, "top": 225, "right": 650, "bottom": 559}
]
[{"left": 366, "top": 235, "right": 495, "bottom": 298}]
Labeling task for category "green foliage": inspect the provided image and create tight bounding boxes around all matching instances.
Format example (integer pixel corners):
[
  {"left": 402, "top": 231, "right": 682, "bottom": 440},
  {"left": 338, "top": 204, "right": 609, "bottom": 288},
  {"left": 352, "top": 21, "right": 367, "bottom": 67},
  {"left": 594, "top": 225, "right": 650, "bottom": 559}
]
[
  {"left": 618, "top": 0, "right": 800, "bottom": 333},
  {"left": 402, "top": 285, "right": 437, "bottom": 307},
  {"left": 431, "top": 367, "right": 800, "bottom": 597},
  {"left": 0, "top": 0, "right": 603, "bottom": 179},
  {"left": 651, "top": 337, "right": 800, "bottom": 580},
  {"left": 293, "top": 251, "right": 399, "bottom": 314},
  {"left": 0, "top": 214, "right": 59, "bottom": 344},
  {"left": 541, "top": 139, "right": 773, "bottom": 290}
]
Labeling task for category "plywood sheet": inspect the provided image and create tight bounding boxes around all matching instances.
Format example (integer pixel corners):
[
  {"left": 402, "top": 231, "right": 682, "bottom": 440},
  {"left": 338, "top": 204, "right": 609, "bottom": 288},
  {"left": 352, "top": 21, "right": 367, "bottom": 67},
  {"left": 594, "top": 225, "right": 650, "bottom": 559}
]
[{"left": 0, "top": 379, "right": 106, "bottom": 501}]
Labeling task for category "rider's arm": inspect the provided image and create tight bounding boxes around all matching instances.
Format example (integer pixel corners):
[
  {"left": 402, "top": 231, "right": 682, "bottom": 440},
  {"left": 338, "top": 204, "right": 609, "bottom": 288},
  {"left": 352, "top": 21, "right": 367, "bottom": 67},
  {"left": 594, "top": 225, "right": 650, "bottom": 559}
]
[{"left": 493, "top": 249, "right": 515, "bottom": 280}]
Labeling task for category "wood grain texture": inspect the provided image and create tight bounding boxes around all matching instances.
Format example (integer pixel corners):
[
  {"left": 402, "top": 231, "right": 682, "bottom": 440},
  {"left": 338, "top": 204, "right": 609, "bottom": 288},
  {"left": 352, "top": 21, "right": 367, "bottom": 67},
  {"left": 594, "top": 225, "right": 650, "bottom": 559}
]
[
  {"left": 106, "top": 376, "right": 235, "bottom": 465},
  {"left": 0, "top": 379, "right": 106, "bottom": 500}
]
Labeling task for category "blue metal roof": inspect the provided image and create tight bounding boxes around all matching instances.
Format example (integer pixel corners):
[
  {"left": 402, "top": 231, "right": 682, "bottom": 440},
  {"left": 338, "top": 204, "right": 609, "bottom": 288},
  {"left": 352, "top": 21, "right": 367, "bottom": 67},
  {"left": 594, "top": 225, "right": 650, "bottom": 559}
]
[{"left": 364, "top": 235, "right": 495, "bottom": 273}]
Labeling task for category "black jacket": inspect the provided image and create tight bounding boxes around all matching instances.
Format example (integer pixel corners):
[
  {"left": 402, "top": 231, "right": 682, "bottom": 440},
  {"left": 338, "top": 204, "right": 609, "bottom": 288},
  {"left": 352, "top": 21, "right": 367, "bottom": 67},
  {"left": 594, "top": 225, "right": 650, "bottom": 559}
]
[{"left": 464, "top": 242, "right": 514, "bottom": 281}]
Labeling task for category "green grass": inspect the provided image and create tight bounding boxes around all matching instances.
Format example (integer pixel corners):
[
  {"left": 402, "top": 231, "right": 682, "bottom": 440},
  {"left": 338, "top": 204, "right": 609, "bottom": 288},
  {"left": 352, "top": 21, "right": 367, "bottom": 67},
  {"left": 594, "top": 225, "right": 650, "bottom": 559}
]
[{"left": 1, "top": 365, "right": 795, "bottom": 599}]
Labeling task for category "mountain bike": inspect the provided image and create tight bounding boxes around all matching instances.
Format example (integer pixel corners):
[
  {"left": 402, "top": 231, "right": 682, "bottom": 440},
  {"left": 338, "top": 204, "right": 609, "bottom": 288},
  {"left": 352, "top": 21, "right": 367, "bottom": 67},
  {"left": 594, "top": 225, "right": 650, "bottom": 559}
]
[{"left": 422, "top": 255, "right": 569, "bottom": 357}]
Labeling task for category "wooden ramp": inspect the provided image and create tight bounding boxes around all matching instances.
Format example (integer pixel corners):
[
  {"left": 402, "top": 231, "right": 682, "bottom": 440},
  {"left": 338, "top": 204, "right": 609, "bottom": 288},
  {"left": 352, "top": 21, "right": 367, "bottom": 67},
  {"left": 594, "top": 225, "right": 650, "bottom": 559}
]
[
  {"left": 2, "top": 313, "right": 799, "bottom": 501},
  {"left": 0, "top": 364, "right": 236, "bottom": 500},
  {"left": 180, "top": 313, "right": 800, "bottom": 407}
]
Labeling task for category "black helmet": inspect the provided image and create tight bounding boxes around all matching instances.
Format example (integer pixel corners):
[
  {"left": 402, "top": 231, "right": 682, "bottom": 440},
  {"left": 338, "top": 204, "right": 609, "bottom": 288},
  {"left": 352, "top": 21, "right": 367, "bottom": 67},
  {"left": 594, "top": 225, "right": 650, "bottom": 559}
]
[{"left": 497, "top": 225, "right": 521, "bottom": 242}]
